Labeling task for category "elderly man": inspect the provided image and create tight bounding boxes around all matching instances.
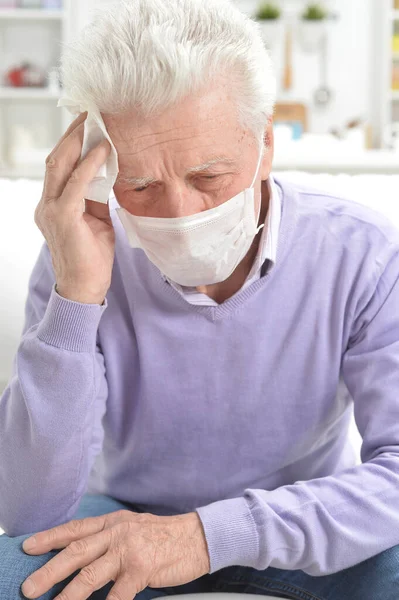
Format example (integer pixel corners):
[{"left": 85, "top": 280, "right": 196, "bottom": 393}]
[{"left": 1, "top": 0, "right": 399, "bottom": 599}]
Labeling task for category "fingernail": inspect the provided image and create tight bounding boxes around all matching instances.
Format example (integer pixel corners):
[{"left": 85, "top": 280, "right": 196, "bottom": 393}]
[
  {"left": 23, "top": 536, "right": 37, "bottom": 550},
  {"left": 23, "top": 577, "right": 36, "bottom": 597}
]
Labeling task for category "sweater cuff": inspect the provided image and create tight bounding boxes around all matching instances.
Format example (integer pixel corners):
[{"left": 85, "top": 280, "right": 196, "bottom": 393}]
[
  {"left": 36, "top": 283, "right": 108, "bottom": 352},
  {"left": 196, "top": 495, "right": 259, "bottom": 573}
]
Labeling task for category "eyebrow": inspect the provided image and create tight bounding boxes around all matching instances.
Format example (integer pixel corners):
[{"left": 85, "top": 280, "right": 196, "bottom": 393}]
[{"left": 116, "top": 156, "right": 237, "bottom": 187}]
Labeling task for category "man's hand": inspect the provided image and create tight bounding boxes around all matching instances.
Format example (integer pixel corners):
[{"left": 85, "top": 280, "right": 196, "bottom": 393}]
[{"left": 21, "top": 509, "right": 210, "bottom": 600}]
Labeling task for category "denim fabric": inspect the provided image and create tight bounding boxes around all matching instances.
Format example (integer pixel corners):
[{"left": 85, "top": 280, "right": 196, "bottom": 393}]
[
  {"left": 211, "top": 545, "right": 399, "bottom": 600},
  {"left": 1, "top": 493, "right": 398, "bottom": 600}
]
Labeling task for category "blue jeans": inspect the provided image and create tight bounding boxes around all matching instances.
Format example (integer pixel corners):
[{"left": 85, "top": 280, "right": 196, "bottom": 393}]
[{"left": 1, "top": 493, "right": 398, "bottom": 600}]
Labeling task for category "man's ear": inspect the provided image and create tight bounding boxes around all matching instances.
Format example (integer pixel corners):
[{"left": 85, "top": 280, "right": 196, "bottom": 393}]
[
  {"left": 265, "top": 117, "right": 274, "bottom": 148},
  {"left": 260, "top": 118, "right": 274, "bottom": 180}
]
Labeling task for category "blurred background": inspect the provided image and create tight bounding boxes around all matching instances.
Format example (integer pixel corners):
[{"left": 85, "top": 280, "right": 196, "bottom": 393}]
[
  {"left": 0, "top": 0, "right": 398, "bottom": 176},
  {"left": 0, "top": 0, "right": 398, "bottom": 420}
]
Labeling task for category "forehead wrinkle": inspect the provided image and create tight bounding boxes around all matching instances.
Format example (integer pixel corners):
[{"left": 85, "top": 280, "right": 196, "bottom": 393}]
[
  {"left": 113, "top": 115, "right": 227, "bottom": 145},
  {"left": 120, "top": 129, "right": 224, "bottom": 156},
  {"left": 117, "top": 156, "right": 237, "bottom": 186}
]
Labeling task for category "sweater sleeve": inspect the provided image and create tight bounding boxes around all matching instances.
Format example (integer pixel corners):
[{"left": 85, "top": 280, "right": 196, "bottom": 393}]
[
  {"left": 0, "top": 241, "right": 109, "bottom": 537},
  {"left": 196, "top": 243, "right": 399, "bottom": 577}
]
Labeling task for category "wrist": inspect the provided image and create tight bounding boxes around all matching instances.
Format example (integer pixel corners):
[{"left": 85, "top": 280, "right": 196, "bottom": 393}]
[
  {"left": 55, "top": 284, "right": 105, "bottom": 306},
  {"left": 185, "top": 512, "right": 211, "bottom": 573}
]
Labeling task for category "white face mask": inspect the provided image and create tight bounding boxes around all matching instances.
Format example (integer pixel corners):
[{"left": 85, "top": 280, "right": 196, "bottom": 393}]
[{"left": 115, "top": 142, "right": 265, "bottom": 287}]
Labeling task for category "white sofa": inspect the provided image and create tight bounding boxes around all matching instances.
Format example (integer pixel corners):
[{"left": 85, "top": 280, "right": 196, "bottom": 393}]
[{"left": 1, "top": 171, "right": 398, "bottom": 537}]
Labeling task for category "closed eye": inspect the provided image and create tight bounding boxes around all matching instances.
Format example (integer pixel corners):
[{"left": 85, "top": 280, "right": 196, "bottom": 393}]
[{"left": 133, "top": 174, "right": 223, "bottom": 192}]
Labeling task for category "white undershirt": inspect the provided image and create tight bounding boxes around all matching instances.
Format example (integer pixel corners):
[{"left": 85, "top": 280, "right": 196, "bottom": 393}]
[{"left": 164, "top": 175, "right": 282, "bottom": 306}]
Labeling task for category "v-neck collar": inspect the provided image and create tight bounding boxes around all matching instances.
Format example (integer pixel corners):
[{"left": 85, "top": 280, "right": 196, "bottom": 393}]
[{"left": 153, "top": 178, "right": 299, "bottom": 322}]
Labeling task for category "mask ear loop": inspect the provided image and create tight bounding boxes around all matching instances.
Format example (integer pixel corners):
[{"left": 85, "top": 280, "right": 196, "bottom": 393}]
[{"left": 251, "top": 136, "right": 265, "bottom": 232}]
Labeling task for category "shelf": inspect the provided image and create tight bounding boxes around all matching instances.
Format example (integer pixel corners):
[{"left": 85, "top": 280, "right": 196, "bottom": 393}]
[
  {"left": 0, "top": 9, "right": 64, "bottom": 20},
  {"left": 393, "top": 9, "right": 399, "bottom": 19},
  {"left": 0, "top": 87, "right": 60, "bottom": 100},
  {"left": 392, "top": 90, "right": 399, "bottom": 100}
]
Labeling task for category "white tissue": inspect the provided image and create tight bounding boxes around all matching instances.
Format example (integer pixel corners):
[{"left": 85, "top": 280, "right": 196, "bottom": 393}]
[{"left": 57, "top": 97, "right": 119, "bottom": 204}]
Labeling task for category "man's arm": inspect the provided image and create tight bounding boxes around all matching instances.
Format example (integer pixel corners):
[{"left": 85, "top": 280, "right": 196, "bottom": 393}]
[
  {"left": 196, "top": 242, "right": 399, "bottom": 577},
  {"left": 0, "top": 241, "right": 108, "bottom": 537}
]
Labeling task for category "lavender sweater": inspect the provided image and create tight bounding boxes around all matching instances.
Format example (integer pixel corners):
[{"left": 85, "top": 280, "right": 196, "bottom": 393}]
[{"left": 1, "top": 176, "right": 399, "bottom": 576}]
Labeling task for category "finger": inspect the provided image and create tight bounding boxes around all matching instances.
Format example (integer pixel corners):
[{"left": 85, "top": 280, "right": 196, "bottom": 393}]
[
  {"left": 106, "top": 572, "right": 140, "bottom": 600},
  {"left": 42, "top": 112, "right": 88, "bottom": 195},
  {"left": 54, "top": 551, "right": 119, "bottom": 600},
  {"left": 48, "top": 111, "right": 88, "bottom": 161},
  {"left": 21, "top": 531, "right": 110, "bottom": 599},
  {"left": 61, "top": 139, "right": 112, "bottom": 208},
  {"left": 22, "top": 515, "right": 107, "bottom": 554},
  {"left": 42, "top": 121, "right": 86, "bottom": 202}
]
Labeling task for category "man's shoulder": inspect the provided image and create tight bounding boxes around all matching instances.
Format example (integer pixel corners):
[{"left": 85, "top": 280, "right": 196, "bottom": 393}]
[{"left": 274, "top": 174, "right": 399, "bottom": 250}]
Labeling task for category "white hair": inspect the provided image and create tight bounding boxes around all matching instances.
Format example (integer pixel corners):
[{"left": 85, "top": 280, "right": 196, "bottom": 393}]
[{"left": 59, "top": 0, "right": 276, "bottom": 153}]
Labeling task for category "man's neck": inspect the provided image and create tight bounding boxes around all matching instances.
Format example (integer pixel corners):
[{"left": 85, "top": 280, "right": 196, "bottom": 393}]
[{"left": 196, "top": 180, "right": 270, "bottom": 304}]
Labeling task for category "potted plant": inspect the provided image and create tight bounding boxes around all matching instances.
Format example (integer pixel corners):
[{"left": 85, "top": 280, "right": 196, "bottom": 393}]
[
  {"left": 254, "top": 2, "right": 283, "bottom": 49},
  {"left": 298, "top": 3, "right": 328, "bottom": 53}
]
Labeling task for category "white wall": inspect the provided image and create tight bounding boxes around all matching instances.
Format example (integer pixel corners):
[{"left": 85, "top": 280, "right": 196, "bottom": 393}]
[{"left": 0, "top": 180, "right": 45, "bottom": 392}]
